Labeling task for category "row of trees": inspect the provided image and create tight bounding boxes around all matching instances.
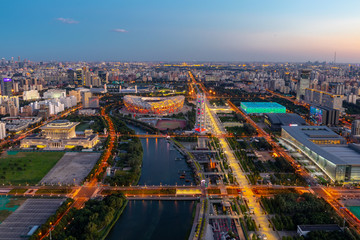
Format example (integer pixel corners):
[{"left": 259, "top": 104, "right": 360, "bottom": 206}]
[
  {"left": 105, "top": 136, "right": 143, "bottom": 186},
  {"left": 30, "top": 199, "right": 74, "bottom": 240},
  {"left": 46, "top": 194, "right": 126, "bottom": 240},
  {"left": 226, "top": 124, "right": 257, "bottom": 136},
  {"left": 261, "top": 193, "right": 342, "bottom": 230}
]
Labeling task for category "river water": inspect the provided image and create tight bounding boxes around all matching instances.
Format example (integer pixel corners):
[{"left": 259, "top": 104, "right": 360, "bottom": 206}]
[{"left": 106, "top": 125, "right": 195, "bottom": 240}]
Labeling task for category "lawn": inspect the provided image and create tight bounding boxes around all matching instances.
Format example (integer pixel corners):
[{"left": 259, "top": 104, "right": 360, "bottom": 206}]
[
  {"left": 75, "top": 122, "right": 91, "bottom": 131},
  {"left": 0, "top": 152, "right": 65, "bottom": 185}
]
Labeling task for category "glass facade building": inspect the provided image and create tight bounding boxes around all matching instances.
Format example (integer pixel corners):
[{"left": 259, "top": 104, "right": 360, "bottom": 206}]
[
  {"left": 281, "top": 126, "right": 360, "bottom": 182},
  {"left": 240, "top": 102, "right": 286, "bottom": 114}
]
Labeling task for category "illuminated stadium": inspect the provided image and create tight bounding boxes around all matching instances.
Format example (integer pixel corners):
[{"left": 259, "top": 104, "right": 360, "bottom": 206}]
[{"left": 124, "top": 95, "right": 185, "bottom": 115}]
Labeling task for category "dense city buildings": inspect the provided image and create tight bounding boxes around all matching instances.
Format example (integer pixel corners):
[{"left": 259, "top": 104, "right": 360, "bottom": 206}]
[{"left": 0, "top": 59, "right": 360, "bottom": 240}]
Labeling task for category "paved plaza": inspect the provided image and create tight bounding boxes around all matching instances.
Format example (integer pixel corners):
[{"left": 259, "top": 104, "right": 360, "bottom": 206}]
[{"left": 40, "top": 152, "right": 101, "bottom": 185}]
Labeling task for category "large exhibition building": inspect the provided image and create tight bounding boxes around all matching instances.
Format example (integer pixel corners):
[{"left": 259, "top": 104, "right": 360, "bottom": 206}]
[
  {"left": 240, "top": 102, "right": 286, "bottom": 114},
  {"left": 124, "top": 95, "right": 185, "bottom": 115},
  {"left": 281, "top": 125, "right": 360, "bottom": 182},
  {"left": 20, "top": 120, "right": 98, "bottom": 150}
]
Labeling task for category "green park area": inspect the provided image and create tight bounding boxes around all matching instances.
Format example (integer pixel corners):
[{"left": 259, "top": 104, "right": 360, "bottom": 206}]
[
  {"left": 0, "top": 151, "right": 64, "bottom": 185},
  {"left": 75, "top": 122, "right": 91, "bottom": 131}
]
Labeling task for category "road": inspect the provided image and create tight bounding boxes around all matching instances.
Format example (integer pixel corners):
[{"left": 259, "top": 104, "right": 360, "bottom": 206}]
[
  {"left": 188, "top": 71, "right": 278, "bottom": 239},
  {"left": 0, "top": 104, "right": 82, "bottom": 148},
  {"left": 227, "top": 99, "right": 360, "bottom": 233},
  {"left": 206, "top": 100, "right": 278, "bottom": 240},
  {"left": 38, "top": 105, "right": 117, "bottom": 239}
]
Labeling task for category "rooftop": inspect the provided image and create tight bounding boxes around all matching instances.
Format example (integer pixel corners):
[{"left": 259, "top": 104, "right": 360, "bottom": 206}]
[
  {"left": 282, "top": 126, "right": 360, "bottom": 166},
  {"left": 41, "top": 120, "right": 79, "bottom": 130},
  {"left": 265, "top": 113, "right": 306, "bottom": 126},
  {"left": 241, "top": 102, "right": 285, "bottom": 108}
]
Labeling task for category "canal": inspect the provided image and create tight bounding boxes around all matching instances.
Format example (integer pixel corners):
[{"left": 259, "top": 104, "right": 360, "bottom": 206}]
[{"left": 106, "top": 125, "right": 196, "bottom": 240}]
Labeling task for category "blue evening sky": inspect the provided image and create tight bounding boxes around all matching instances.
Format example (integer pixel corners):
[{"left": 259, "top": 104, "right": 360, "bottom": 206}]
[{"left": 1, "top": 0, "right": 360, "bottom": 62}]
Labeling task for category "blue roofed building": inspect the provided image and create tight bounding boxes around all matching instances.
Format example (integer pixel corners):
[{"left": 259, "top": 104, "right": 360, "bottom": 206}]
[{"left": 240, "top": 102, "right": 286, "bottom": 114}]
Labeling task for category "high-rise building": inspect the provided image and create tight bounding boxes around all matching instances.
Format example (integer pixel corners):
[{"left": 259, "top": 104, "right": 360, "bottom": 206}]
[
  {"left": 9, "top": 105, "right": 18, "bottom": 117},
  {"left": 309, "top": 105, "right": 339, "bottom": 126},
  {"left": 81, "top": 91, "right": 92, "bottom": 108},
  {"left": 0, "top": 122, "right": 6, "bottom": 139},
  {"left": 305, "top": 88, "right": 344, "bottom": 111},
  {"left": 351, "top": 120, "right": 360, "bottom": 137},
  {"left": 75, "top": 69, "right": 83, "bottom": 87},
  {"left": 335, "top": 83, "right": 345, "bottom": 95},
  {"left": 69, "top": 90, "right": 81, "bottom": 103},
  {"left": 98, "top": 71, "right": 108, "bottom": 85},
  {"left": 1, "top": 78, "right": 13, "bottom": 96},
  {"left": 195, "top": 94, "right": 206, "bottom": 133},
  {"left": 296, "top": 69, "right": 311, "bottom": 101}
]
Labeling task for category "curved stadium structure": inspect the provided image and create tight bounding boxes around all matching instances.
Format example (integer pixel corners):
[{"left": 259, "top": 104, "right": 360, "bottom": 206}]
[{"left": 124, "top": 95, "right": 185, "bottom": 115}]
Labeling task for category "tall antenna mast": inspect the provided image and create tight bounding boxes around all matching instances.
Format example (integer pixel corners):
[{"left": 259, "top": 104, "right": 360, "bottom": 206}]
[{"left": 334, "top": 51, "right": 336, "bottom": 64}]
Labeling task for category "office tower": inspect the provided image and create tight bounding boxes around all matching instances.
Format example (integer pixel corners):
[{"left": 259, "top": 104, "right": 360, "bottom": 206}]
[
  {"left": 296, "top": 69, "right": 311, "bottom": 101},
  {"left": 98, "top": 71, "right": 109, "bottom": 85},
  {"left": 69, "top": 90, "right": 81, "bottom": 103},
  {"left": 81, "top": 91, "right": 92, "bottom": 108},
  {"left": 335, "top": 83, "right": 345, "bottom": 95},
  {"left": 305, "top": 88, "right": 344, "bottom": 111},
  {"left": 9, "top": 96, "right": 20, "bottom": 109},
  {"left": 0, "top": 122, "right": 6, "bottom": 139},
  {"left": 1, "top": 78, "right": 13, "bottom": 96},
  {"left": 195, "top": 94, "right": 206, "bottom": 133},
  {"left": 75, "top": 69, "right": 83, "bottom": 87},
  {"left": 351, "top": 120, "right": 360, "bottom": 136},
  {"left": 309, "top": 105, "right": 339, "bottom": 126},
  {"left": 347, "top": 94, "right": 357, "bottom": 104},
  {"left": 9, "top": 105, "right": 18, "bottom": 117},
  {"left": 67, "top": 69, "right": 76, "bottom": 83}
]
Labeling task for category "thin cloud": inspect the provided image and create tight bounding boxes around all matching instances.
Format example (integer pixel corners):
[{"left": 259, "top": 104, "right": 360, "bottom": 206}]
[
  {"left": 111, "top": 28, "right": 128, "bottom": 33},
  {"left": 56, "top": 18, "right": 79, "bottom": 24}
]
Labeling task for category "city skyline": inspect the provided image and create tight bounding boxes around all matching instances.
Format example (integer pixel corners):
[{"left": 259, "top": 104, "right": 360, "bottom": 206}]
[{"left": 1, "top": 0, "right": 360, "bottom": 63}]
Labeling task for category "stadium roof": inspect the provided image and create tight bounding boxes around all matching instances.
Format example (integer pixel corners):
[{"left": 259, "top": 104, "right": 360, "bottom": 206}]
[{"left": 282, "top": 126, "right": 360, "bottom": 165}]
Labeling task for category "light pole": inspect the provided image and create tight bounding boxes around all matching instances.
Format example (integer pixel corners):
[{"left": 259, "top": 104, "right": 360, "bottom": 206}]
[{"left": 49, "top": 222, "right": 52, "bottom": 240}]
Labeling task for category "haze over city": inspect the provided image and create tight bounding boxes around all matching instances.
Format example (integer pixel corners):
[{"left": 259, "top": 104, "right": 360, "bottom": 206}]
[{"left": 1, "top": 0, "right": 360, "bottom": 62}]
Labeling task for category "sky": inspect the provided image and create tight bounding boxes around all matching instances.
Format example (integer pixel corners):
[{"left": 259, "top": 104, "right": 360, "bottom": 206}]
[{"left": 1, "top": 0, "right": 360, "bottom": 63}]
